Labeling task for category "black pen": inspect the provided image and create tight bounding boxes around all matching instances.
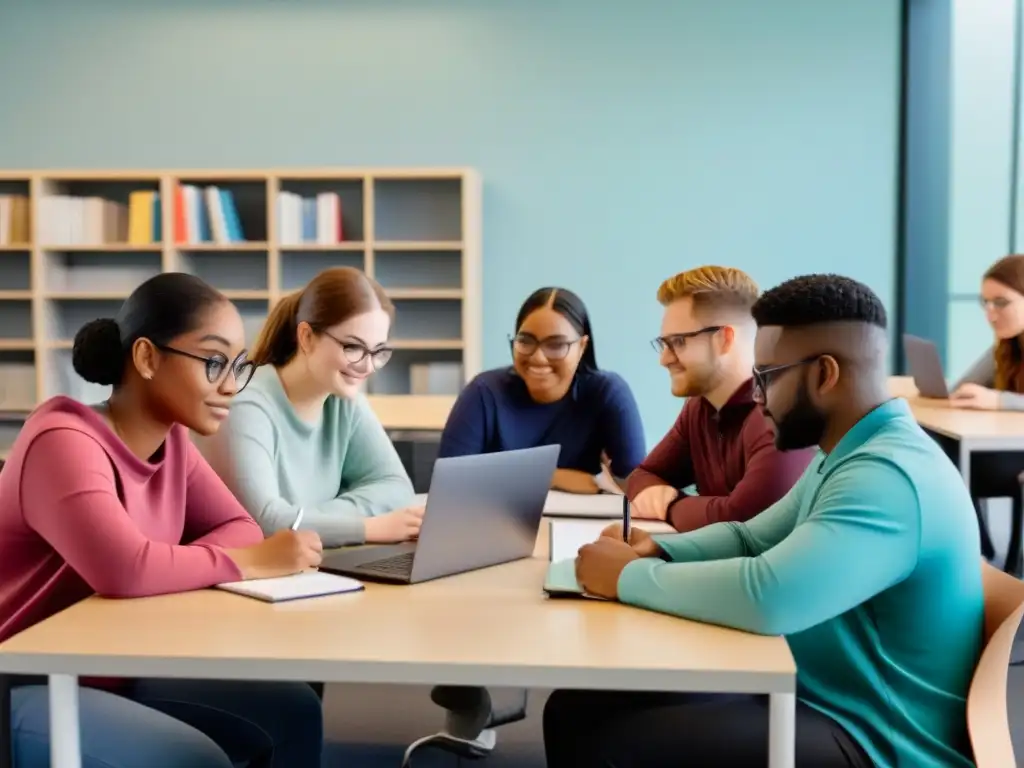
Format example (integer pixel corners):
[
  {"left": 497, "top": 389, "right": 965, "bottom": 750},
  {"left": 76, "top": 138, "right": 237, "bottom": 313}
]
[{"left": 622, "top": 495, "right": 631, "bottom": 543}]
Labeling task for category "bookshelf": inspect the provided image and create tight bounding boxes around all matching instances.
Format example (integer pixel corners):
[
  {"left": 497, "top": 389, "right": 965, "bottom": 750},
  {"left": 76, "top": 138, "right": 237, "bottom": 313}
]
[{"left": 0, "top": 168, "right": 483, "bottom": 456}]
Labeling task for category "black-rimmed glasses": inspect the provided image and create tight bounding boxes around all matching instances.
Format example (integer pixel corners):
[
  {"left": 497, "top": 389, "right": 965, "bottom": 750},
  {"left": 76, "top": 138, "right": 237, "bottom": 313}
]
[
  {"left": 509, "top": 333, "right": 580, "bottom": 361},
  {"left": 751, "top": 356, "right": 820, "bottom": 400},
  {"left": 320, "top": 330, "right": 393, "bottom": 371},
  {"left": 157, "top": 345, "right": 257, "bottom": 392},
  {"left": 651, "top": 326, "right": 723, "bottom": 355}
]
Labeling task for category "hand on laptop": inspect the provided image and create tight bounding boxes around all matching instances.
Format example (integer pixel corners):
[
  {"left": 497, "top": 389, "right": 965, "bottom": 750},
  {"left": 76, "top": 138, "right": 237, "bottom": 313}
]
[
  {"left": 364, "top": 505, "right": 425, "bottom": 543},
  {"left": 226, "top": 529, "right": 323, "bottom": 580},
  {"left": 949, "top": 383, "right": 1000, "bottom": 410},
  {"left": 630, "top": 484, "right": 676, "bottom": 520},
  {"left": 600, "top": 523, "right": 661, "bottom": 558}
]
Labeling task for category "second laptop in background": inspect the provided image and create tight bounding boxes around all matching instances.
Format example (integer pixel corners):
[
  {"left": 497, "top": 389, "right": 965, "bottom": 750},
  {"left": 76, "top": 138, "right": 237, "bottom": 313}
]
[
  {"left": 903, "top": 334, "right": 951, "bottom": 399},
  {"left": 319, "top": 444, "right": 559, "bottom": 584}
]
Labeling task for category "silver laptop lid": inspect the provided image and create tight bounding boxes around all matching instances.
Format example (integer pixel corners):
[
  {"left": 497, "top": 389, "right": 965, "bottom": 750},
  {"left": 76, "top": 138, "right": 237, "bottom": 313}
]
[
  {"left": 410, "top": 444, "right": 560, "bottom": 583},
  {"left": 903, "top": 333, "right": 950, "bottom": 398}
]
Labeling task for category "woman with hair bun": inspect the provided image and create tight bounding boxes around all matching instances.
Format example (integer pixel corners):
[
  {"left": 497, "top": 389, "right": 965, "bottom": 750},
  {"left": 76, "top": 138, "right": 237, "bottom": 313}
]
[
  {"left": 0, "top": 272, "right": 324, "bottom": 767},
  {"left": 206, "top": 266, "right": 421, "bottom": 547}
]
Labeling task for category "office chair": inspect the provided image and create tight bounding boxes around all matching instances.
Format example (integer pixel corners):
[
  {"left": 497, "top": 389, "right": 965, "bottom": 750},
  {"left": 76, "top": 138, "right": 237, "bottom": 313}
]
[{"left": 401, "top": 686, "right": 528, "bottom": 767}]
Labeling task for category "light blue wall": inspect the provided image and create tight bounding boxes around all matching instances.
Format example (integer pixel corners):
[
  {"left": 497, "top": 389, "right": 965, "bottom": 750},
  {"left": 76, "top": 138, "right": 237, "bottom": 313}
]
[{"left": 0, "top": 0, "right": 901, "bottom": 444}]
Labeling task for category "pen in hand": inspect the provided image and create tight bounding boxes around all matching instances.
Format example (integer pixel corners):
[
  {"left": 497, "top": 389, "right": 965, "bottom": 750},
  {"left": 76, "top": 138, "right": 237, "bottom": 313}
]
[
  {"left": 291, "top": 507, "right": 304, "bottom": 531},
  {"left": 622, "top": 495, "right": 630, "bottom": 543}
]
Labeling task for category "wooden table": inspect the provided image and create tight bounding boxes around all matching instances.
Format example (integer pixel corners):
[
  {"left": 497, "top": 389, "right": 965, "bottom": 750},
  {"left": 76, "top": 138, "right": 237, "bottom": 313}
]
[
  {"left": 0, "top": 529, "right": 797, "bottom": 768},
  {"left": 366, "top": 395, "right": 455, "bottom": 431},
  {"left": 889, "top": 376, "right": 1024, "bottom": 487}
]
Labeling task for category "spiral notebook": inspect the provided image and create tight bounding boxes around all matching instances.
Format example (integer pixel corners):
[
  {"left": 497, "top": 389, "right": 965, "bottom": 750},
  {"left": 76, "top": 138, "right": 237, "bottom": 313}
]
[{"left": 216, "top": 571, "right": 365, "bottom": 603}]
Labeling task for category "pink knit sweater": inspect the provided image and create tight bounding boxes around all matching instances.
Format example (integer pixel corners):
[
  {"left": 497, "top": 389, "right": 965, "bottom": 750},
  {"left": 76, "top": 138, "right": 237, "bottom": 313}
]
[{"left": 0, "top": 396, "right": 263, "bottom": 645}]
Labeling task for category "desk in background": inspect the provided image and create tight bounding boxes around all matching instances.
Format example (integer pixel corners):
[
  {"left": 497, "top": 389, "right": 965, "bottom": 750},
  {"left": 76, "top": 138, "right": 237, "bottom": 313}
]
[
  {"left": 889, "top": 376, "right": 1024, "bottom": 488},
  {"left": 0, "top": 523, "right": 798, "bottom": 768},
  {"left": 368, "top": 395, "right": 455, "bottom": 493},
  {"left": 890, "top": 376, "right": 1024, "bottom": 571}
]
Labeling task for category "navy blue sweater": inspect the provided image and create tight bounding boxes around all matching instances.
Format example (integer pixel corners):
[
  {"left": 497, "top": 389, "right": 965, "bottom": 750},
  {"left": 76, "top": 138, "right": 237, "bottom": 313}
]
[{"left": 437, "top": 367, "right": 646, "bottom": 477}]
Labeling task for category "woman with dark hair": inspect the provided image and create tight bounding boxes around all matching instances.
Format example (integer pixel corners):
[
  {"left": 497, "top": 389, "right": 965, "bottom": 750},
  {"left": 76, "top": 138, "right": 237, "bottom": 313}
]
[
  {"left": 0, "top": 273, "right": 324, "bottom": 767},
  {"left": 438, "top": 287, "right": 645, "bottom": 493},
  {"left": 206, "top": 266, "right": 420, "bottom": 548},
  {"left": 950, "top": 254, "right": 1024, "bottom": 409}
]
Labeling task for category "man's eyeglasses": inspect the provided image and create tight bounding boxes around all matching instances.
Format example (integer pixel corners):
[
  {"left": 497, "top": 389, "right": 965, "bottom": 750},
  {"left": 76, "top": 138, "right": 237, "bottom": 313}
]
[
  {"left": 509, "top": 333, "right": 580, "bottom": 361},
  {"left": 157, "top": 345, "right": 257, "bottom": 392},
  {"left": 651, "top": 326, "right": 723, "bottom": 355},
  {"left": 751, "top": 356, "right": 820, "bottom": 400},
  {"left": 321, "top": 330, "right": 393, "bottom": 371}
]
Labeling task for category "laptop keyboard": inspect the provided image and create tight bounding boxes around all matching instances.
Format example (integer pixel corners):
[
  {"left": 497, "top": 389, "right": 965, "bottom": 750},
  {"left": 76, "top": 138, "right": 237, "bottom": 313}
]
[{"left": 361, "top": 551, "right": 415, "bottom": 576}]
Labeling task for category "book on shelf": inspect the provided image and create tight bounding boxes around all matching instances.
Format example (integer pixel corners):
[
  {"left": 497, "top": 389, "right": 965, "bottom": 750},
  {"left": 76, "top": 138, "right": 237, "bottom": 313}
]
[
  {"left": 38, "top": 192, "right": 158, "bottom": 246},
  {"left": 410, "top": 362, "right": 463, "bottom": 395},
  {"left": 173, "top": 183, "right": 245, "bottom": 245},
  {"left": 277, "top": 190, "right": 343, "bottom": 245},
  {"left": 0, "top": 195, "right": 30, "bottom": 245}
]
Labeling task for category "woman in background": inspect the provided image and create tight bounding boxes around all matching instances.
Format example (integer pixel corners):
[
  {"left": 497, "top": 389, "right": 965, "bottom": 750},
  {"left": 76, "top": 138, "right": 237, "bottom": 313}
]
[
  {"left": 949, "top": 253, "right": 1024, "bottom": 573},
  {"left": 207, "top": 266, "right": 421, "bottom": 548},
  {"left": 0, "top": 273, "right": 323, "bottom": 767},
  {"left": 950, "top": 253, "right": 1024, "bottom": 410},
  {"left": 437, "top": 286, "right": 645, "bottom": 493}
]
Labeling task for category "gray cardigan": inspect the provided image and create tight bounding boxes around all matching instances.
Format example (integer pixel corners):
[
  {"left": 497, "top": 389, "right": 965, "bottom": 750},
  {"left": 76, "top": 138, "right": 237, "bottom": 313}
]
[{"left": 952, "top": 346, "right": 1024, "bottom": 410}]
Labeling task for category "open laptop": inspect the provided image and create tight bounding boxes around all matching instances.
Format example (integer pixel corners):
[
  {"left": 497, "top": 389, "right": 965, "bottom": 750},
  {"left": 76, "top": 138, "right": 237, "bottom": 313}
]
[
  {"left": 319, "top": 444, "right": 560, "bottom": 584},
  {"left": 902, "top": 334, "right": 950, "bottom": 398}
]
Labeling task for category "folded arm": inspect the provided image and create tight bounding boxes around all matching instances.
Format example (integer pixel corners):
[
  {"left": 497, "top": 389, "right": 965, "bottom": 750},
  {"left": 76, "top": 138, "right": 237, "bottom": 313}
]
[
  {"left": 666, "top": 422, "right": 815, "bottom": 531},
  {"left": 620, "top": 456, "right": 919, "bottom": 635},
  {"left": 21, "top": 429, "right": 247, "bottom": 598},
  {"left": 626, "top": 405, "right": 695, "bottom": 497}
]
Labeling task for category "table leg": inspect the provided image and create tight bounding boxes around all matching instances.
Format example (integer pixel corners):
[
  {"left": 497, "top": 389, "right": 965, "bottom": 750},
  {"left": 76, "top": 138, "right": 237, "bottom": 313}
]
[
  {"left": 768, "top": 692, "right": 795, "bottom": 768},
  {"left": 48, "top": 674, "right": 81, "bottom": 768}
]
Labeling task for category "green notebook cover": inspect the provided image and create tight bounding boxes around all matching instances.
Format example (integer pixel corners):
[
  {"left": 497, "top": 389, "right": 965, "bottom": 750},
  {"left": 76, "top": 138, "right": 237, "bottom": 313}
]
[{"left": 543, "top": 558, "right": 608, "bottom": 600}]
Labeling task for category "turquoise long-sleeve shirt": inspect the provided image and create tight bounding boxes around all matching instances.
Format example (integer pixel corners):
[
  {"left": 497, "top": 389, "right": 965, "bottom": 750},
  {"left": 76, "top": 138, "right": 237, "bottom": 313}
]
[
  {"left": 206, "top": 366, "right": 415, "bottom": 547},
  {"left": 618, "top": 398, "right": 982, "bottom": 768}
]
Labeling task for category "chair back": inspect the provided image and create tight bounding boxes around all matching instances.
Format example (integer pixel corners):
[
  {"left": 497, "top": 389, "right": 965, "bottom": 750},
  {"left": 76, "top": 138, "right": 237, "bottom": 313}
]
[{"left": 968, "top": 561, "right": 1024, "bottom": 767}]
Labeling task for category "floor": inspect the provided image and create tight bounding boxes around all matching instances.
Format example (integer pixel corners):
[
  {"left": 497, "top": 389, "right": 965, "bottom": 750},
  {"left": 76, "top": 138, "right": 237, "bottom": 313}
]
[{"left": 319, "top": 499, "right": 1024, "bottom": 767}]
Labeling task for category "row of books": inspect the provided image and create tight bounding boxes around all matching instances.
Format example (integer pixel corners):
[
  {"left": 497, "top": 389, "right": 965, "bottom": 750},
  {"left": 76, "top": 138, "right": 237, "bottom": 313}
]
[
  {"left": 1, "top": 188, "right": 348, "bottom": 247},
  {"left": 173, "top": 184, "right": 244, "bottom": 245},
  {"left": 277, "top": 191, "right": 345, "bottom": 245},
  {"left": 0, "top": 195, "right": 30, "bottom": 245},
  {"left": 36, "top": 193, "right": 160, "bottom": 246}
]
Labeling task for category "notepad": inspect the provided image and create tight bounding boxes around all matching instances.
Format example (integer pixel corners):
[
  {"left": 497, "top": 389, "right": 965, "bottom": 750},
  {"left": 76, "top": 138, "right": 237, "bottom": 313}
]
[
  {"left": 543, "top": 491, "right": 624, "bottom": 518},
  {"left": 215, "top": 571, "right": 365, "bottom": 603},
  {"left": 548, "top": 518, "right": 676, "bottom": 561},
  {"left": 549, "top": 519, "right": 611, "bottom": 561}
]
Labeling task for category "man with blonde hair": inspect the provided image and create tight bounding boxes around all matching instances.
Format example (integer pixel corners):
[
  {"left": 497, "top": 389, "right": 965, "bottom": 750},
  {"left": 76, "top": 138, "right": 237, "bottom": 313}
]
[{"left": 627, "top": 265, "right": 814, "bottom": 530}]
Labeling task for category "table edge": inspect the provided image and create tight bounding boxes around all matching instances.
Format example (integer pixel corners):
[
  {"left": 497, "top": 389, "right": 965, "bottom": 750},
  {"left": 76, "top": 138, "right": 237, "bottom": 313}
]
[{"left": 0, "top": 653, "right": 796, "bottom": 694}]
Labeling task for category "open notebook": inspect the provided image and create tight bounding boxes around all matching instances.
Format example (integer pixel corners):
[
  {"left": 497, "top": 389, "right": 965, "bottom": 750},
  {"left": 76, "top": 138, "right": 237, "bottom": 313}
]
[
  {"left": 216, "top": 571, "right": 365, "bottom": 603},
  {"left": 542, "top": 518, "right": 674, "bottom": 599}
]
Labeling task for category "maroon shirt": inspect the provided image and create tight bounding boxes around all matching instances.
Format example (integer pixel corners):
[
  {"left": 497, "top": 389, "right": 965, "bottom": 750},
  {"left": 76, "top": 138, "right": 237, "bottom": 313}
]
[{"left": 626, "top": 379, "right": 816, "bottom": 532}]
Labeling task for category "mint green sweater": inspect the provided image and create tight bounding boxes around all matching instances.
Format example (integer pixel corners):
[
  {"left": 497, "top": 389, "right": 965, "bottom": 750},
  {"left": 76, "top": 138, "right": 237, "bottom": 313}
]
[
  {"left": 618, "top": 399, "right": 982, "bottom": 768},
  {"left": 208, "top": 366, "right": 415, "bottom": 547}
]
